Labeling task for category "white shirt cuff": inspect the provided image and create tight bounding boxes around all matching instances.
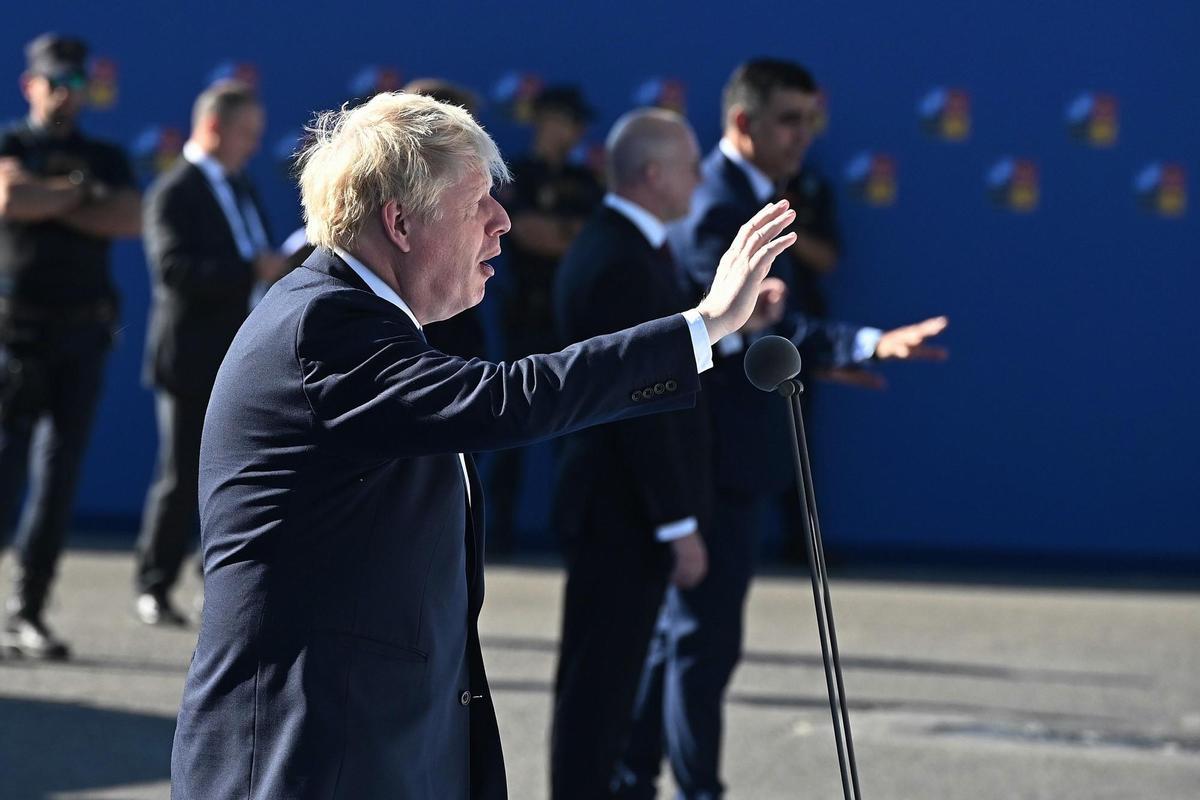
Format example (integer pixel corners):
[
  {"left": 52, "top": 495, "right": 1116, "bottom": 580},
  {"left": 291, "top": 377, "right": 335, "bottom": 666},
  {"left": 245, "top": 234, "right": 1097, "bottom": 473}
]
[
  {"left": 681, "top": 309, "right": 713, "bottom": 374},
  {"left": 655, "top": 517, "right": 698, "bottom": 542},
  {"left": 854, "top": 327, "right": 883, "bottom": 362}
]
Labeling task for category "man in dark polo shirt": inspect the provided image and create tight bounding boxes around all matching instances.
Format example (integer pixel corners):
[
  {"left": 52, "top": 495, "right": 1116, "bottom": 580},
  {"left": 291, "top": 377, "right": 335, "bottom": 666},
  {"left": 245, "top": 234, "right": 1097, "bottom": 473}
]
[
  {"left": 0, "top": 33, "right": 140, "bottom": 659},
  {"left": 490, "top": 85, "right": 602, "bottom": 554}
]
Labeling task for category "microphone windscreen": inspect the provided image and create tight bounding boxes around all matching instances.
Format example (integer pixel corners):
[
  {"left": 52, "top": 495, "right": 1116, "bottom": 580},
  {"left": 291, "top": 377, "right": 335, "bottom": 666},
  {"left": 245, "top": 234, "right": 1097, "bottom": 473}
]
[{"left": 744, "top": 335, "right": 802, "bottom": 392}]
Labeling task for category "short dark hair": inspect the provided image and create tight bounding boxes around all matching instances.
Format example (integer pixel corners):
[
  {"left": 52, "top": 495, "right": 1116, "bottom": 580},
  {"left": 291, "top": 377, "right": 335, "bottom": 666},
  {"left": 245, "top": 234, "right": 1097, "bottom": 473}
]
[
  {"left": 25, "top": 33, "right": 88, "bottom": 79},
  {"left": 403, "top": 78, "right": 479, "bottom": 115},
  {"left": 722, "top": 58, "right": 818, "bottom": 123},
  {"left": 192, "top": 80, "right": 259, "bottom": 130}
]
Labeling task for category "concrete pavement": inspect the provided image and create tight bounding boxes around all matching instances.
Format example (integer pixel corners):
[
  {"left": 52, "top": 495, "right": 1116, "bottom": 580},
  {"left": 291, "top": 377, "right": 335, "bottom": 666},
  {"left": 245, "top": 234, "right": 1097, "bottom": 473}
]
[{"left": 1, "top": 540, "right": 1197, "bottom": 799}]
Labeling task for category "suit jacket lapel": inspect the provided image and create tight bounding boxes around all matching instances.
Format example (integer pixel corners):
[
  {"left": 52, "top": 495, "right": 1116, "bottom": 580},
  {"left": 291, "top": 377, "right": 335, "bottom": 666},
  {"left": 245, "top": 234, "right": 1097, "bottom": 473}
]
[
  {"left": 185, "top": 162, "right": 245, "bottom": 259},
  {"left": 714, "top": 148, "right": 768, "bottom": 211}
]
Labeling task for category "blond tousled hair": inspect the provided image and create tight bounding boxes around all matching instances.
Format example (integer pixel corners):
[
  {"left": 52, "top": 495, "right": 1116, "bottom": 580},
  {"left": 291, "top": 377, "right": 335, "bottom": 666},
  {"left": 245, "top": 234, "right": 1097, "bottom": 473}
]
[{"left": 298, "top": 92, "right": 510, "bottom": 249}]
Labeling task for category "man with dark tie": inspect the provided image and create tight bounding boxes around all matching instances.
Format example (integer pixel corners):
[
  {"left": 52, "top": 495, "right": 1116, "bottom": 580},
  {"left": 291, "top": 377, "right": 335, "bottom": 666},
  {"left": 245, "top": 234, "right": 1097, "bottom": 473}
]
[
  {"left": 549, "top": 109, "right": 707, "bottom": 799},
  {"left": 170, "top": 91, "right": 800, "bottom": 799},
  {"left": 549, "top": 108, "right": 789, "bottom": 800},
  {"left": 135, "top": 80, "right": 285, "bottom": 626},
  {"left": 619, "top": 59, "right": 948, "bottom": 799},
  {"left": 0, "top": 33, "right": 141, "bottom": 659}
]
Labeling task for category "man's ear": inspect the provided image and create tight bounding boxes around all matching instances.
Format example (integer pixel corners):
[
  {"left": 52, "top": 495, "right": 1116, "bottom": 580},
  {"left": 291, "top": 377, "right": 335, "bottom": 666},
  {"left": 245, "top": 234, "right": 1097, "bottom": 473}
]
[
  {"left": 731, "top": 107, "right": 752, "bottom": 136},
  {"left": 380, "top": 199, "right": 412, "bottom": 253}
]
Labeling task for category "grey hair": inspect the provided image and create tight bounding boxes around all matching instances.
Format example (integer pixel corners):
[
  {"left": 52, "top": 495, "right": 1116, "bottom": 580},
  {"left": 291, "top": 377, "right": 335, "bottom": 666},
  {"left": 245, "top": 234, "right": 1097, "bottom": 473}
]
[
  {"left": 298, "top": 91, "right": 510, "bottom": 249},
  {"left": 191, "top": 80, "right": 259, "bottom": 131},
  {"left": 605, "top": 107, "right": 690, "bottom": 189}
]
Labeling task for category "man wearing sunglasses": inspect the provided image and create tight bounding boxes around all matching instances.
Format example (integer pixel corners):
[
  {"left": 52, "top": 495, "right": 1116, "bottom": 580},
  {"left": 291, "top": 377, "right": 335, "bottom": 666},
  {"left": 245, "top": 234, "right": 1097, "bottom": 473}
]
[{"left": 0, "top": 33, "right": 140, "bottom": 660}]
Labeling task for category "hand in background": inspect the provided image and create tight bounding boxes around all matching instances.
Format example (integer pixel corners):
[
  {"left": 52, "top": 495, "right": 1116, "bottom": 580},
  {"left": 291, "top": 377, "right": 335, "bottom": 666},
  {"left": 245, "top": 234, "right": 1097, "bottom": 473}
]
[
  {"left": 254, "top": 251, "right": 289, "bottom": 283},
  {"left": 742, "top": 277, "right": 788, "bottom": 334},
  {"left": 875, "top": 316, "right": 949, "bottom": 361},
  {"left": 670, "top": 532, "right": 708, "bottom": 589}
]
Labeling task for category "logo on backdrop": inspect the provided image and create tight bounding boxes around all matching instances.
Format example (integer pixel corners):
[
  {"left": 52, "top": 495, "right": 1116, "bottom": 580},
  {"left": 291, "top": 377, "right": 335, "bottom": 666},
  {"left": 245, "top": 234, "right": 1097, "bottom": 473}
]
[
  {"left": 348, "top": 65, "right": 404, "bottom": 99},
  {"left": 1135, "top": 162, "right": 1187, "bottom": 218},
  {"left": 631, "top": 77, "right": 687, "bottom": 114},
  {"left": 1066, "top": 92, "right": 1118, "bottom": 148},
  {"left": 844, "top": 152, "right": 897, "bottom": 206},
  {"left": 206, "top": 61, "right": 260, "bottom": 88},
  {"left": 87, "top": 56, "right": 118, "bottom": 110},
  {"left": 986, "top": 157, "right": 1039, "bottom": 213},
  {"left": 131, "top": 126, "right": 184, "bottom": 181},
  {"left": 918, "top": 87, "right": 970, "bottom": 142},
  {"left": 491, "top": 71, "right": 544, "bottom": 124}
]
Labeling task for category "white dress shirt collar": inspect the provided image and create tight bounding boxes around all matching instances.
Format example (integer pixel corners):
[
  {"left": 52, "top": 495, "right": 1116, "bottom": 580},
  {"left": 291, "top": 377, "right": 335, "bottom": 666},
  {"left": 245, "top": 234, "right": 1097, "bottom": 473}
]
[
  {"left": 603, "top": 193, "right": 668, "bottom": 249},
  {"left": 333, "top": 247, "right": 423, "bottom": 331},
  {"left": 719, "top": 138, "right": 776, "bottom": 204},
  {"left": 182, "top": 140, "right": 229, "bottom": 184}
]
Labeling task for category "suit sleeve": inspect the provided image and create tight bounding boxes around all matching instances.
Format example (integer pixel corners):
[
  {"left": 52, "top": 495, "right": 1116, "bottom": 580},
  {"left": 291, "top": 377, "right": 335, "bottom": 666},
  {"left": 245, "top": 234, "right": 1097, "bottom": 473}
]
[
  {"left": 144, "top": 179, "right": 254, "bottom": 302},
  {"left": 682, "top": 201, "right": 865, "bottom": 368},
  {"left": 297, "top": 291, "right": 700, "bottom": 459},
  {"left": 569, "top": 266, "right": 706, "bottom": 530}
]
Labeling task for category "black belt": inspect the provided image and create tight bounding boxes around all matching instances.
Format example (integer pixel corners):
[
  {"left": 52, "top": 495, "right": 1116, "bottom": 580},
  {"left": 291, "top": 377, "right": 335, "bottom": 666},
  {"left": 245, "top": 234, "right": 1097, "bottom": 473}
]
[{"left": 0, "top": 297, "right": 116, "bottom": 326}]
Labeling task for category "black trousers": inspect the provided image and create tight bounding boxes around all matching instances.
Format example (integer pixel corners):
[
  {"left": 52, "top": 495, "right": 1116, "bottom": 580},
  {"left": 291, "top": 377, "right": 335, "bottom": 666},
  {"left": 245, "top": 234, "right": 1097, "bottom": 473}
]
[
  {"left": 619, "top": 492, "right": 769, "bottom": 800},
  {"left": 550, "top": 493, "right": 673, "bottom": 800},
  {"left": 134, "top": 388, "right": 209, "bottom": 597},
  {"left": 0, "top": 321, "right": 110, "bottom": 619}
]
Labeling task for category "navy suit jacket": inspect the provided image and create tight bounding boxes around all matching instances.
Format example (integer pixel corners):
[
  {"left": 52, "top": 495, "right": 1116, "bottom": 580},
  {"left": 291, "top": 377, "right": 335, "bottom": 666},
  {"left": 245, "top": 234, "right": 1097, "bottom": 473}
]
[
  {"left": 553, "top": 206, "right": 712, "bottom": 541},
  {"left": 142, "top": 159, "right": 268, "bottom": 396},
  {"left": 171, "top": 248, "right": 701, "bottom": 799},
  {"left": 669, "top": 148, "right": 863, "bottom": 495}
]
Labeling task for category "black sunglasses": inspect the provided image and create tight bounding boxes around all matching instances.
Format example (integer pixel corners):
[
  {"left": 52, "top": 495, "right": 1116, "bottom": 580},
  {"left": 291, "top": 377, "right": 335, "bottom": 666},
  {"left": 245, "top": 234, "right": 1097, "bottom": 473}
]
[{"left": 46, "top": 73, "right": 88, "bottom": 92}]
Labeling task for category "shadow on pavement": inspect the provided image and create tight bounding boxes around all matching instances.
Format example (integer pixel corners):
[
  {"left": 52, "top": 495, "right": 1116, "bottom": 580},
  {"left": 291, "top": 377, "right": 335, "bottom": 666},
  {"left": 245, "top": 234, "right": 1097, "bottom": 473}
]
[
  {"left": 481, "top": 634, "right": 1151, "bottom": 688},
  {"left": 0, "top": 694, "right": 175, "bottom": 798}
]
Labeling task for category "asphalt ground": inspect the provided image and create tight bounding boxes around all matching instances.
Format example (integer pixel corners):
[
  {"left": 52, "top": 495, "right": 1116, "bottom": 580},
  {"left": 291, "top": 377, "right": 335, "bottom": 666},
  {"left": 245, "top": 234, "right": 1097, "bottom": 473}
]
[{"left": 1, "top": 540, "right": 1198, "bottom": 799}]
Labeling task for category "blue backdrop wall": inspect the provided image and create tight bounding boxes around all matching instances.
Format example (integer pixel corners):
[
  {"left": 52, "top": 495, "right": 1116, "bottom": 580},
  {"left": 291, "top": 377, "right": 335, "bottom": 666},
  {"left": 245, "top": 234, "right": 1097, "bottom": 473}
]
[{"left": 3, "top": 1, "right": 1197, "bottom": 563}]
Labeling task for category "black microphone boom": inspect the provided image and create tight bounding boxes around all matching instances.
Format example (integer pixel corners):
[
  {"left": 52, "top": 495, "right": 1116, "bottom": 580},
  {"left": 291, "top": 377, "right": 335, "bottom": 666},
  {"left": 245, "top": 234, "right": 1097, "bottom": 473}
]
[{"left": 744, "top": 336, "right": 864, "bottom": 800}]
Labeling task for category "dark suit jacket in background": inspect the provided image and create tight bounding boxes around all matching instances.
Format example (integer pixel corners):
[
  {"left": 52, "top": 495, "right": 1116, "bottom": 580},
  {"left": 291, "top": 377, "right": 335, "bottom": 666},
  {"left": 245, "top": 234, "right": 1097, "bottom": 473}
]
[
  {"left": 549, "top": 206, "right": 713, "bottom": 796},
  {"left": 554, "top": 207, "right": 712, "bottom": 545},
  {"left": 171, "top": 248, "right": 702, "bottom": 800},
  {"left": 142, "top": 159, "right": 268, "bottom": 396},
  {"left": 669, "top": 147, "right": 863, "bottom": 496}
]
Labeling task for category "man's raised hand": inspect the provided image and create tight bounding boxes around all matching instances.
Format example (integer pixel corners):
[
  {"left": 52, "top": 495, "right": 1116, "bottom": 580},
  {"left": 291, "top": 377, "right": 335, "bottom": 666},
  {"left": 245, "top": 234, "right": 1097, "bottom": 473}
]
[{"left": 695, "top": 200, "right": 797, "bottom": 343}]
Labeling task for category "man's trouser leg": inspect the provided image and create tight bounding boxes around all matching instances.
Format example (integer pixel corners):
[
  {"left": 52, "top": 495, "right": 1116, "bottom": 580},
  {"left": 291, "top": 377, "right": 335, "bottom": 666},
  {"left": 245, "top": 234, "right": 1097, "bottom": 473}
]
[
  {"left": 7, "top": 324, "right": 108, "bottom": 620},
  {"left": 135, "top": 389, "right": 208, "bottom": 596},
  {"left": 660, "top": 492, "right": 765, "bottom": 799},
  {"left": 550, "top": 499, "right": 671, "bottom": 799}
]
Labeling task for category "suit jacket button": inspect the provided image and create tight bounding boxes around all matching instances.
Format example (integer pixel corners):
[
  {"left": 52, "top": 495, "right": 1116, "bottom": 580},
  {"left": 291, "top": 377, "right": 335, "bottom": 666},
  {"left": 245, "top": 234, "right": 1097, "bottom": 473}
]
[
  {"left": 460, "top": 690, "right": 472, "bottom": 706},
  {"left": 654, "top": 383, "right": 665, "bottom": 395},
  {"left": 665, "top": 380, "right": 678, "bottom": 392},
  {"left": 631, "top": 391, "right": 641, "bottom": 402},
  {"left": 641, "top": 388, "right": 654, "bottom": 400}
]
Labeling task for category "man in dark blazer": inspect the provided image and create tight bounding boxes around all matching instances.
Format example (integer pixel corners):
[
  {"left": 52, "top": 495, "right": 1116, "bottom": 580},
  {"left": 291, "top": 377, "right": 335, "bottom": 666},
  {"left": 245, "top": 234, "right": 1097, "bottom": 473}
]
[
  {"left": 619, "top": 59, "right": 949, "bottom": 799},
  {"left": 169, "top": 91, "right": 800, "bottom": 799},
  {"left": 549, "top": 109, "right": 768, "bottom": 799},
  {"left": 135, "top": 81, "right": 286, "bottom": 626}
]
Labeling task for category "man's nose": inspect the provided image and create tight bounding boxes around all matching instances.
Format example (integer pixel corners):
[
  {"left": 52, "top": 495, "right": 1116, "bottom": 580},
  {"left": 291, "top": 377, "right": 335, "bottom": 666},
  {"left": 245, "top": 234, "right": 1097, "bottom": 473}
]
[{"left": 489, "top": 196, "right": 512, "bottom": 237}]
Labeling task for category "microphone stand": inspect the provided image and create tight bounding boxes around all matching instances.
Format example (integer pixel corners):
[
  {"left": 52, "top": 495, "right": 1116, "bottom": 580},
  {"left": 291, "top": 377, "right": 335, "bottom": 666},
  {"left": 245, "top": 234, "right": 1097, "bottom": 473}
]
[{"left": 778, "top": 378, "right": 863, "bottom": 800}]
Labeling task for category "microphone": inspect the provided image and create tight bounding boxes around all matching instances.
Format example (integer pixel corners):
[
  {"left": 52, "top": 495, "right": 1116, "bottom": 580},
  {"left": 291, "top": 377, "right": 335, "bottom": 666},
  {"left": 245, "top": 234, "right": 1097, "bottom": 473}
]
[
  {"left": 744, "top": 335, "right": 802, "bottom": 394},
  {"left": 742, "top": 334, "right": 863, "bottom": 800}
]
